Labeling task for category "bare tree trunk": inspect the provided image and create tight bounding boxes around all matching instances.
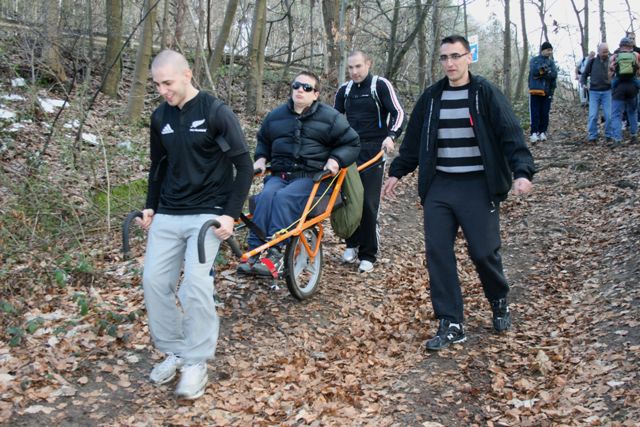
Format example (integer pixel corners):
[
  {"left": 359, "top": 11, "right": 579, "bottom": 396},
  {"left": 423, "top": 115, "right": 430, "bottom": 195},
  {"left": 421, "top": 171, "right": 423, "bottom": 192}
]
[
  {"left": 103, "top": 0, "right": 122, "bottom": 97},
  {"left": 503, "top": 0, "right": 512, "bottom": 100},
  {"left": 598, "top": 0, "right": 606, "bottom": 42},
  {"left": 337, "top": 0, "right": 349, "bottom": 84},
  {"left": 514, "top": 0, "right": 529, "bottom": 100},
  {"left": 85, "top": 0, "right": 94, "bottom": 82},
  {"left": 385, "top": 0, "right": 401, "bottom": 78},
  {"left": 42, "top": 0, "right": 68, "bottom": 82},
  {"left": 160, "top": 0, "right": 170, "bottom": 50},
  {"left": 623, "top": 0, "right": 635, "bottom": 32},
  {"left": 569, "top": 0, "right": 588, "bottom": 58},
  {"left": 208, "top": 0, "right": 239, "bottom": 76},
  {"left": 193, "top": 0, "right": 205, "bottom": 82},
  {"left": 245, "top": 0, "right": 267, "bottom": 115},
  {"left": 429, "top": 0, "right": 441, "bottom": 85},
  {"left": 185, "top": 0, "right": 215, "bottom": 91},
  {"left": 276, "top": 0, "right": 295, "bottom": 99},
  {"left": 125, "top": 0, "right": 157, "bottom": 123},
  {"left": 309, "top": 0, "right": 315, "bottom": 68},
  {"left": 322, "top": 0, "right": 341, "bottom": 85},
  {"left": 463, "top": 0, "right": 468, "bottom": 38},
  {"left": 387, "top": 0, "right": 432, "bottom": 81},
  {"left": 416, "top": 0, "right": 427, "bottom": 92},
  {"left": 532, "top": 0, "right": 549, "bottom": 44},
  {"left": 174, "top": 0, "right": 185, "bottom": 49}
]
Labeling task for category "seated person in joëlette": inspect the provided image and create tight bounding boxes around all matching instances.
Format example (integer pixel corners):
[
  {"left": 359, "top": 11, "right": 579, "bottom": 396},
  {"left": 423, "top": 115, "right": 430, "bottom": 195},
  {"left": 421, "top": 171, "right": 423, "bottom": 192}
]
[{"left": 238, "top": 70, "right": 360, "bottom": 277}]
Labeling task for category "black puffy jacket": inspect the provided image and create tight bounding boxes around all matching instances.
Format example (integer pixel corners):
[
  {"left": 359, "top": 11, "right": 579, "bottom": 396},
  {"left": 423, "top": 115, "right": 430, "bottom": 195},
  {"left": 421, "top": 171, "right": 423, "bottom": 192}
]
[{"left": 255, "top": 99, "right": 360, "bottom": 173}]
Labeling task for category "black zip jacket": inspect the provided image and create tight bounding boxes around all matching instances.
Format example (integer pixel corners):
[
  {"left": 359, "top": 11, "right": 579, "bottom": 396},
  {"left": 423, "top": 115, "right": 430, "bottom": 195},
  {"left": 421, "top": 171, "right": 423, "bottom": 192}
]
[
  {"left": 255, "top": 99, "right": 360, "bottom": 173},
  {"left": 389, "top": 73, "right": 535, "bottom": 204},
  {"left": 581, "top": 56, "right": 611, "bottom": 91}
]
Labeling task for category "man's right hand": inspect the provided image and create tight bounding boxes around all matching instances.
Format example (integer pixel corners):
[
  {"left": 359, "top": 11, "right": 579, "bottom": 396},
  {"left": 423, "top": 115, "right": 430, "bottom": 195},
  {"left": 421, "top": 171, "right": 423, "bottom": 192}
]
[
  {"left": 136, "top": 209, "right": 155, "bottom": 230},
  {"left": 253, "top": 158, "right": 267, "bottom": 174},
  {"left": 382, "top": 177, "right": 400, "bottom": 199}
]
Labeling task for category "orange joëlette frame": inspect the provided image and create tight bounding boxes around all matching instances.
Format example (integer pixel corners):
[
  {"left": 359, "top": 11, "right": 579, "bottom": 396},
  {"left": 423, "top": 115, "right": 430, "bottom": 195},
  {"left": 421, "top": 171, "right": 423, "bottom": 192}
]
[{"left": 240, "top": 150, "right": 386, "bottom": 263}]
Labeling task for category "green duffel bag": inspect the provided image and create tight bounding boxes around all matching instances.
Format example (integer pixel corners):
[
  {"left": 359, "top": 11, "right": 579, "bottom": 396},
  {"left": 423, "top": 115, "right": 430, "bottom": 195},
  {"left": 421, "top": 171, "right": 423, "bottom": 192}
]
[{"left": 330, "top": 163, "right": 364, "bottom": 239}]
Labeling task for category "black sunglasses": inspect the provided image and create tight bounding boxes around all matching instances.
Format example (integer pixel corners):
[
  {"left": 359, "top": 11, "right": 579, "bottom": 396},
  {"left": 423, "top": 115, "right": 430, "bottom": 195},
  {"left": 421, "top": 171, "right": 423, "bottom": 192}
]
[{"left": 291, "top": 81, "right": 316, "bottom": 92}]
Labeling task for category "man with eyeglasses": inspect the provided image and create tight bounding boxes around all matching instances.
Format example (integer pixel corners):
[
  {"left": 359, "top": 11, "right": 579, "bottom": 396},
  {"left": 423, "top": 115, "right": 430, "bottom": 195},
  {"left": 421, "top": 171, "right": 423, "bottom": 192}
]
[
  {"left": 333, "top": 50, "right": 405, "bottom": 273},
  {"left": 237, "top": 71, "right": 360, "bottom": 275},
  {"left": 383, "top": 35, "right": 535, "bottom": 351}
]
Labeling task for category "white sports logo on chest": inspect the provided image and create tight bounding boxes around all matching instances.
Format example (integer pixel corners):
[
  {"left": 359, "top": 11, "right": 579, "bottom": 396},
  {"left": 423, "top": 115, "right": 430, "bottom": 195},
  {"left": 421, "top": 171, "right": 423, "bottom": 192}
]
[{"left": 190, "top": 119, "right": 207, "bottom": 132}]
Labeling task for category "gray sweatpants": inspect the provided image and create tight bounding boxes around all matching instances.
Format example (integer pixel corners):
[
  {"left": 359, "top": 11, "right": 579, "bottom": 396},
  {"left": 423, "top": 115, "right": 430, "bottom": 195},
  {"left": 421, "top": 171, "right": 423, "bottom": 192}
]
[{"left": 142, "top": 214, "right": 221, "bottom": 364}]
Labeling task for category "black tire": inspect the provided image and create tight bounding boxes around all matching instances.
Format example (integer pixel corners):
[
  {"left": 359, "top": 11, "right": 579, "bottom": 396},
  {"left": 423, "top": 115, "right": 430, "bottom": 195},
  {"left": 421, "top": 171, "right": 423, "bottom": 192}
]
[{"left": 284, "top": 227, "right": 323, "bottom": 300}]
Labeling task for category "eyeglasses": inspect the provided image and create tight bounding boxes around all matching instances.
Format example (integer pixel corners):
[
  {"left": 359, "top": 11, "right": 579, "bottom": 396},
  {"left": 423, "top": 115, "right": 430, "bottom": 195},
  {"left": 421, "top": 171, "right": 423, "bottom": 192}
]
[
  {"left": 438, "top": 52, "right": 469, "bottom": 63},
  {"left": 291, "top": 81, "right": 316, "bottom": 92}
]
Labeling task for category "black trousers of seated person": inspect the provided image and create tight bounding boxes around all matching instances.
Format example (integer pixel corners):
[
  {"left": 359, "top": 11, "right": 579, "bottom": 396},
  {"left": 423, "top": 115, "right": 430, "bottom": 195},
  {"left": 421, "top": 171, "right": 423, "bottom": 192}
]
[
  {"left": 423, "top": 171, "right": 509, "bottom": 324},
  {"left": 345, "top": 143, "right": 385, "bottom": 263}
]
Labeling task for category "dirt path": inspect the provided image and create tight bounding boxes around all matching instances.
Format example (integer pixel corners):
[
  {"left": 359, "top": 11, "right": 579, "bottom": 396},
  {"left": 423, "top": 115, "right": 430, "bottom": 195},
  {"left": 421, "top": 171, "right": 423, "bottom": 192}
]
[{"left": 3, "top": 103, "right": 639, "bottom": 426}]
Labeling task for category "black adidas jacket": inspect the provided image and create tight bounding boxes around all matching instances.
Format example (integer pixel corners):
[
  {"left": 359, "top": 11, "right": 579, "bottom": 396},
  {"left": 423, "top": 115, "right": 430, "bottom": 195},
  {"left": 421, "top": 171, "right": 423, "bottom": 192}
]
[{"left": 146, "top": 91, "right": 253, "bottom": 219}]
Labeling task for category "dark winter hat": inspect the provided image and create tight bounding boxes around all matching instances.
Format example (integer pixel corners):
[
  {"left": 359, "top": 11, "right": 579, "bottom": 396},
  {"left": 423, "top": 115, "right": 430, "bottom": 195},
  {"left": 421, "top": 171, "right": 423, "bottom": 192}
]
[
  {"left": 540, "top": 41, "right": 553, "bottom": 51},
  {"left": 619, "top": 37, "right": 633, "bottom": 47}
]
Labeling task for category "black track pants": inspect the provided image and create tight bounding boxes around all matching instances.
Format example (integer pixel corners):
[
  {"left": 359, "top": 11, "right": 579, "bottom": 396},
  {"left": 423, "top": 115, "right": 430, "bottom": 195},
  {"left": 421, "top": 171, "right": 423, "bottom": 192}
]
[
  {"left": 345, "top": 143, "right": 385, "bottom": 263},
  {"left": 423, "top": 172, "right": 509, "bottom": 324}
]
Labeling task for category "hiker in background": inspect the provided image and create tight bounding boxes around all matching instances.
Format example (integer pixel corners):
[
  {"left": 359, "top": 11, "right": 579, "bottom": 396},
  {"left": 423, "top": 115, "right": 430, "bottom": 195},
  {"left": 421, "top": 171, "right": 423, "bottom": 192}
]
[
  {"left": 333, "top": 50, "right": 405, "bottom": 273},
  {"left": 608, "top": 37, "right": 640, "bottom": 147},
  {"left": 138, "top": 50, "right": 253, "bottom": 399},
  {"left": 383, "top": 35, "right": 535, "bottom": 351},
  {"left": 626, "top": 32, "right": 640, "bottom": 121},
  {"left": 528, "top": 41, "right": 558, "bottom": 144},
  {"left": 580, "top": 43, "right": 614, "bottom": 144},
  {"left": 576, "top": 51, "right": 595, "bottom": 107},
  {"left": 237, "top": 71, "right": 360, "bottom": 277}
]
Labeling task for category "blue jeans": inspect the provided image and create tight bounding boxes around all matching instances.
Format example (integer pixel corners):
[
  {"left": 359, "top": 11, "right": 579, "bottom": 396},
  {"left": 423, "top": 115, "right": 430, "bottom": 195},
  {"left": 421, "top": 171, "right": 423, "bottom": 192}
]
[
  {"left": 611, "top": 77, "right": 640, "bottom": 90},
  {"left": 611, "top": 97, "right": 638, "bottom": 141},
  {"left": 248, "top": 176, "right": 317, "bottom": 249},
  {"left": 587, "top": 90, "right": 613, "bottom": 139}
]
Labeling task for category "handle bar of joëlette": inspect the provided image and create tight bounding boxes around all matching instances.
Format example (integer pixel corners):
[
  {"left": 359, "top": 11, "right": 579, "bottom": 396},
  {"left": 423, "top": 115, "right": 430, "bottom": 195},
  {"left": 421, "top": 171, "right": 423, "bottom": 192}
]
[
  {"left": 197, "top": 219, "right": 243, "bottom": 263},
  {"left": 122, "top": 210, "right": 144, "bottom": 258},
  {"left": 121, "top": 210, "right": 242, "bottom": 263}
]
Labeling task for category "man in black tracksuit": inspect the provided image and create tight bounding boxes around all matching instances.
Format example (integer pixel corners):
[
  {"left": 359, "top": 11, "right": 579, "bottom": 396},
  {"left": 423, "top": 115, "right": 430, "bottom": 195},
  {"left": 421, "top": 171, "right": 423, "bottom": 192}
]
[
  {"left": 334, "top": 51, "right": 405, "bottom": 273},
  {"left": 383, "top": 35, "right": 535, "bottom": 351}
]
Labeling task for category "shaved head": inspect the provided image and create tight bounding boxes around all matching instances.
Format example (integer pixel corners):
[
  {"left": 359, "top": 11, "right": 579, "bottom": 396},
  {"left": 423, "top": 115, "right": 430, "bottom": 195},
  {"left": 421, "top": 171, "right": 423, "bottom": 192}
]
[
  {"left": 151, "top": 49, "right": 197, "bottom": 108},
  {"left": 151, "top": 49, "right": 190, "bottom": 73}
]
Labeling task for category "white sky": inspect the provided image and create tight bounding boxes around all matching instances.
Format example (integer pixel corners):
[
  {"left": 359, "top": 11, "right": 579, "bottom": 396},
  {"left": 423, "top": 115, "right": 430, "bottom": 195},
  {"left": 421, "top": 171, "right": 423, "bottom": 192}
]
[{"left": 465, "top": 0, "right": 638, "bottom": 75}]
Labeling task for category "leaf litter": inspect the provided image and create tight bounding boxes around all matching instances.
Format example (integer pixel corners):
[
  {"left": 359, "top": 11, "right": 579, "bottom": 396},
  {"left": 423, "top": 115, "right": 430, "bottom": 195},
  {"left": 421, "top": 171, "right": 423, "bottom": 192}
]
[{"left": 1, "top": 102, "right": 639, "bottom": 426}]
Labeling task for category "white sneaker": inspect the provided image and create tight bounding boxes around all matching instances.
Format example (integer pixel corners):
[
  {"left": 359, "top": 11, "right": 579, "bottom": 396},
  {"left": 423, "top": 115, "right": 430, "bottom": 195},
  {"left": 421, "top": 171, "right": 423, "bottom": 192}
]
[
  {"left": 149, "top": 353, "right": 183, "bottom": 385},
  {"left": 342, "top": 248, "right": 358, "bottom": 263},
  {"left": 529, "top": 133, "right": 539, "bottom": 143},
  {"left": 539, "top": 132, "right": 547, "bottom": 141},
  {"left": 358, "top": 260, "right": 374, "bottom": 273},
  {"left": 175, "top": 362, "right": 208, "bottom": 400}
]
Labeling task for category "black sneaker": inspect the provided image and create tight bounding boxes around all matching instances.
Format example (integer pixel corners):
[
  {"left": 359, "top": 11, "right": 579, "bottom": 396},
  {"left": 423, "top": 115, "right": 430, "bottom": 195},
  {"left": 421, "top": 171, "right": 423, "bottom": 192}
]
[
  {"left": 236, "top": 256, "right": 258, "bottom": 275},
  {"left": 490, "top": 298, "right": 512, "bottom": 332},
  {"left": 425, "top": 319, "right": 466, "bottom": 351},
  {"left": 253, "top": 248, "right": 284, "bottom": 278}
]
